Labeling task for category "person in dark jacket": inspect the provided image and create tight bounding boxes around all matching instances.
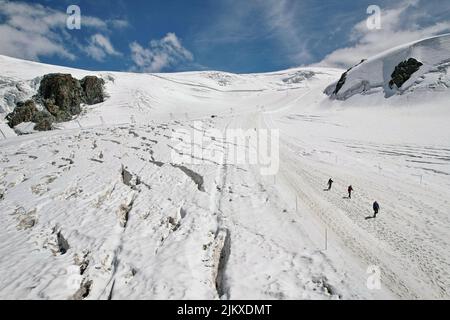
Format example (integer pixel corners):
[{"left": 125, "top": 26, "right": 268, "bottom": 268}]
[
  {"left": 373, "top": 201, "right": 380, "bottom": 218},
  {"left": 348, "top": 185, "right": 353, "bottom": 199},
  {"left": 327, "top": 178, "right": 334, "bottom": 191}
]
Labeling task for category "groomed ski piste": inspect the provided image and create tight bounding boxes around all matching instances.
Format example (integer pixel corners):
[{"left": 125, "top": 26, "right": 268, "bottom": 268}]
[{"left": 0, "top": 34, "right": 449, "bottom": 300}]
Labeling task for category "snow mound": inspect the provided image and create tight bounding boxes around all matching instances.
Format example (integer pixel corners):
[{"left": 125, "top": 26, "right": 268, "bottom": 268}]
[{"left": 325, "top": 33, "right": 450, "bottom": 100}]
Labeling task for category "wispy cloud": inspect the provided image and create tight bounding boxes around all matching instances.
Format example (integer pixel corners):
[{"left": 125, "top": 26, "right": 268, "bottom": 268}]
[
  {"left": 256, "top": 0, "right": 313, "bottom": 63},
  {"left": 192, "top": 0, "right": 313, "bottom": 67},
  {"left": 317, "top": 0, "right": 450, "bottom": 68},
  {"left": 130, "top": 33, "right": 194, "bottom": 72},
  {"left": 109, "top": 19, "right": 129, "bottom": 29},
  {"left": 0, "top": 0, "right": 126, "bottom": 61},
  {"left": 84, "top": 34, "right": 121, "bottom": 61}
]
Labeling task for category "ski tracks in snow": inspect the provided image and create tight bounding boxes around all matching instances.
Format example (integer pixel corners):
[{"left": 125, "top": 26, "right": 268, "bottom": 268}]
[{"left": 262, "top": 112, "right": 450, "bottom": 299}]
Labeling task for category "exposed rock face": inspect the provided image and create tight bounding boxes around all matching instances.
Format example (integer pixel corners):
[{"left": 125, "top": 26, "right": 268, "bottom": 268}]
[
  {"left": 333, "top": 72, "right": 348, "bottom": 95},
  {"left": 39, "top": 73, "right": 84, "bottom": 116},
  {"left": 332, "top": 59, "right": 366, "bottom": 96},
  {"left": 6, "top": 73, "right": 105, "bottom": 132},
  {"left": 44, "top": 101, "right": 72, "bottom": 122},
  {"left": 6, "top": 100, "right": 38, "bottom": 127},
  {"left": 81, "top": 76, "right": 105, "bottom": 105},
  {"left": 389, "top": 58, "right": 423, "bottom": 89},
  {"left": 32, "top": 111, "right": 55, "bottom": 131}
]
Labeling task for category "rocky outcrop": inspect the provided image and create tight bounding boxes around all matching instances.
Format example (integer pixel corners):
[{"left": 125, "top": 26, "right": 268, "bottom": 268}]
[
  {"left": 44, "top": 101, "right": 72, "bottom": 122},
  {"left": 6, "top": 100, "right": 38, "bottom": 127},
  {"left": 389, "top": 58, "right": 423, "bottom": 89},
  {"left": 81, "top": 76, "right": 105, "bottom": 105},
  {"left": 39, "top": 73, "right": 84, "bottom": 116},
  {"left": 32, "top": 111, "right": 55, "bottom": 131},
  {"left": 333, "top": 72, "right": 348, "bottom": 95},
  {"left": 332, "top": 59, "right": 366, "bottom": 96},
  {"left": 6, "top": 73, "right": 105, "bottom": 132}
]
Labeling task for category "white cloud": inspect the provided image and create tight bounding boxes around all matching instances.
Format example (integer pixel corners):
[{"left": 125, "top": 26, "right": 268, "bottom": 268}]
[
  {"left": 0, "top": 24, "right": 75, "bottom": 61},
  {"left": 84, "top": 34, "right": 121, "bottom": 61},
  {"left": 318, "top": 0, "right": 450, "bottom": 68},
  {"left": 130, "top": 33, "right": 194, "bottom": 72},
  {"left": 0, "top": 0, "right": 126, "bottom": 61}
]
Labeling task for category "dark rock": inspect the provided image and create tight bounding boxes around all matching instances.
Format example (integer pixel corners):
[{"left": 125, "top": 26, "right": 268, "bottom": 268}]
[
  {"left": 39, "top": 73, "right": 84, "bottom": 116},
  {"left": 7, "top": 73, "right": 106, "bottom": 133},
  {"left": 6, "top": 100, "right": 38, "bottom": 128},
  {"left": 333, "top": 72, "right": 348, "bottom": 95},
  {"left": 333, "top": 59, "right": 366, "bottom": 95},
  {"left": 44, "top": 102, "right": 72, "bottom": 122},
  {"left": 389, "top": 58, "right": 423, "bottom": 89},
  {"left": 80, "top": 76, "right": 105, "bottom": 105},
  {"left": 45, "top": 101, "right": 60, "bottom": 116},
  {"left": 56, "top": 231, "right": 70, "bottom": 255},
  {"left": 32, "top": 111, "right": 55, "bottom": 131},
  {"left": 54, "top": 110, "right": 72, "bottom": 122}
]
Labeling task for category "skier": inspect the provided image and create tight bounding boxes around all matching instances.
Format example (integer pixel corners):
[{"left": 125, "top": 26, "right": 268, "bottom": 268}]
[
  {"left": 373, "top": 201, "right": 380, "bottom": 218},
  {"left": 327, "top": 178, "right": 334, "bottom": 191},
  {"left": 348, "top": 185, "right": 353, "bottom": 199}
]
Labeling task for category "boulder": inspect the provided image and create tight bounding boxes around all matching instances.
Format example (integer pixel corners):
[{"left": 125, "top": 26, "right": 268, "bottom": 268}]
[
  {"left": 389, "top": 58, "right": 423, "bottom": 89},
  {"left": 6, "top": 100, "right": 38, "bottom": 128},
  {"left": 39, "top": 73, "right": 84, "bottom": 116},
  {"left": 32, "top": 111, "right": 55, "bottom": 131},
  {"left": 6, "top": 73, "right": 106, "bottom": 133},
  {"left": 44, "top": 101, "right": 72, "bottom": 122},
  {"left": 80, "top": 76, "right": 105, "bottom": 105}
]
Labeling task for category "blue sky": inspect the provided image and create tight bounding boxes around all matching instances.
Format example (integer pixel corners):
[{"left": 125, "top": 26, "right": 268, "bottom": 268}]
[{"left": 0, "top": 0, "right": 449, "bottom": 73}]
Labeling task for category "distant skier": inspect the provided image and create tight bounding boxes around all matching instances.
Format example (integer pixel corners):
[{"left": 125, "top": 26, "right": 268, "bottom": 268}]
[
  {"left": 327, "top": 178, "right": 334, "bottom": 191},
  {"left": 373, "top": 201, "right": 380, "bottom": 218},
  {"left": 348, "top": 185, "right": 353, "bottom": 199}
]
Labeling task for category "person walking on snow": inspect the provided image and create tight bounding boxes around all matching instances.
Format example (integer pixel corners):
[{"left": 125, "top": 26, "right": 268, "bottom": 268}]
[
  {"left": 348, "top": 185, "right": 353, "bottom": 199},
  {"left": 373, "top": 201, "right": 380, "bottom": 218},
  {"left": 327, "top": 178, "right": 334, "bottom": 191}
]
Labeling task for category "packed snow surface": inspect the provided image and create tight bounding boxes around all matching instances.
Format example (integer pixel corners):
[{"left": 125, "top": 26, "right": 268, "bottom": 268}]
[{"left": 0, "top": 35, "right": 449, "bottom": 300}]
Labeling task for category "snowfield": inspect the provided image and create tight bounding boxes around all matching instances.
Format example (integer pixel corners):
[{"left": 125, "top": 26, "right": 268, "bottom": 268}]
[{"left": 0, "top": 35, "right": 449, "bottom": 300}]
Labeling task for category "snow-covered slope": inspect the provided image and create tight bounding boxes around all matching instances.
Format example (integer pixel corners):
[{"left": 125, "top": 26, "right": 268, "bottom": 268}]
[
  {"left": 0, "top": 35, "right": 449, "bottom": 300},
  {"left": 325, "top": 33, "right": 450, "bottom": 104},
  {"left": 0, "top": 53, "right": 340, "bottom": 133}
]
